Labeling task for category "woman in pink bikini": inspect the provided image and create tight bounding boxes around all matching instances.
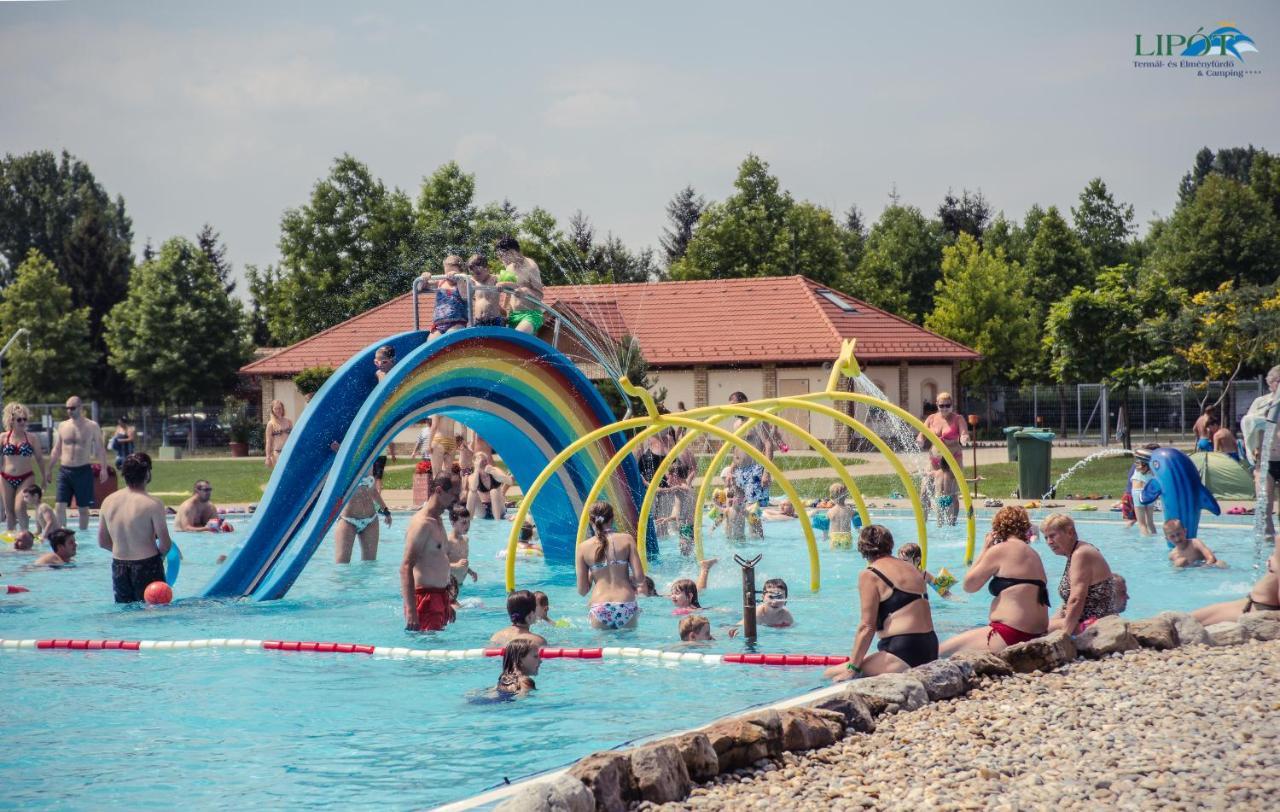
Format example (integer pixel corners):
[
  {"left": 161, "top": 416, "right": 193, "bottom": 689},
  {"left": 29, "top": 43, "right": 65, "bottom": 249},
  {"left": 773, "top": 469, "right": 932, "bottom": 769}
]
[
  {"left": 916, "top": 391, "right": 968, "bottom": 526},
  {"left": 1, "top": 403, "right": 48, "bottom": 532}
]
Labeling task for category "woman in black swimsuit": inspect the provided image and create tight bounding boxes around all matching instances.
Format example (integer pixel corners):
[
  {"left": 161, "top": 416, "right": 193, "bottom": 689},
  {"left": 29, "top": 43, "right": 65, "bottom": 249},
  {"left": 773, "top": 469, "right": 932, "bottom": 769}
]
[
  {"left": 1193, "top": 556, "right": 1280, "bottom": 625},
  {"left": 825, "top": 524, "right": 937, "bottom": 681},
  {"left": 466, "top": 451, "right": 510, "bottom": 520},
  {"left": 940, "top": 505, "right": 1051, "bottom": 656}
]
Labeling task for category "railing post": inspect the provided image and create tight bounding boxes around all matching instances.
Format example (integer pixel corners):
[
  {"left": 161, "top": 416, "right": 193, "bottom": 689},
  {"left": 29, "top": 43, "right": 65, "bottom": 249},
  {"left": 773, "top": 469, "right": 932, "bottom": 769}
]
[{"left": 1100, "top": 385, "right": 1109, "bottom": 446}]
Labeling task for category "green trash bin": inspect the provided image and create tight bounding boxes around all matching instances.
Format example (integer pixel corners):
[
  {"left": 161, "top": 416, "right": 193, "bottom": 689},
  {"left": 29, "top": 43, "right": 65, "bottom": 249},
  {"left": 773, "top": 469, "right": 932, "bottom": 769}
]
[
  {"left": 1015, "top": 430, "right": 1055, "bottom": 498},
  {"left": 1003, "top": 427, "right": 1023, "bottom": 462}
]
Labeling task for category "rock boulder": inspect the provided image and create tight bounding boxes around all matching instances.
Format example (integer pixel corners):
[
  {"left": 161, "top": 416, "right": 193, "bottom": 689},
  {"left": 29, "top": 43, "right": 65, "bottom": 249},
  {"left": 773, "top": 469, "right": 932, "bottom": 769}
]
[
  {"left": 629, "top": 742, "right": 690, "bottom": 804},
  {"left": 949, "top": 650, "right": 1014, "bottom": 679},
  {"left": 664, "top": 732, "right": 718, "bottom": 782},
  {"left": 809, "top": 691, "right": 876, "bottom": 734},
  {"left": 1239, "top": 609, "right": 1280, "bottom": 642},
  {"left": 495, "top": 774, "right": 594, "bottom": 812},
  {"left": 567, "top": 751, "right": 634, "bottom": 812},
  {"left": 1160, "top": 611, "right": 1210, "bottom": 646},
  {"left": 1129, "top": 616, "right": 1178, "bottom": 650},
  {"left": 1000, "top": 629, "right": 1077, "bottom": 673},
  {"left": 779, "top": 707, "right": 846, "bottom": 751},
  {"left": 911, "top": 660, "right": 968, "bottom": 700},
  {"left": 1075, "top": 615, "right": 1140, "bottom": 658},
  {"left": 845, "top": 673, "right": 928, "bottom": 714},
  {"left": 1205, "top": 621, "right": 1248, "bottom": 647}
]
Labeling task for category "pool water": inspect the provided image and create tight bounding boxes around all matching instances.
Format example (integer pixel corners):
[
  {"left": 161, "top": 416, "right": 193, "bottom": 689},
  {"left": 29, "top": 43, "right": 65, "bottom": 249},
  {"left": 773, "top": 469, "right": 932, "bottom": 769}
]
[{"left": 0, "top": 508, "right": 1264, "bottom": 809}]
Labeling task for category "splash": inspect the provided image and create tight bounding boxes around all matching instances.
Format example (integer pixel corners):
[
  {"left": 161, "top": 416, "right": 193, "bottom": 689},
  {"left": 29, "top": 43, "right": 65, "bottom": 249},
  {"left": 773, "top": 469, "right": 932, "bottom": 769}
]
[
  {"left": 1043, "top": 448, "right": 1133, "bottom": 500},
  {"left": 1254, "top": 415, "right": 1277, "bottom": 570}
]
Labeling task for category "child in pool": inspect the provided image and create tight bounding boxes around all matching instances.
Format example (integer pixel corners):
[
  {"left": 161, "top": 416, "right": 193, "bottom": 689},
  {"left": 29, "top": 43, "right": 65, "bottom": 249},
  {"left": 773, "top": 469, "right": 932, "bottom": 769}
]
[
  {"left": 670, "top": 558, "right": 717, "bottom": 614},
  {"left": 727, "top": 577, "right": 794, "bottom": 637},
  {"left": 517, "top": 521, "right": 542, "bottom": 554},
  {"left": 827, "top": 483, "right": 855, "bottom": 550},
  {"left": 637, "top": 575, "right": 658, "bottom": 597},
  {"left": 490, "top": 590, "right": 549, "bottom": 647},
  {"left": 1130, "top": 452, "right": 1157, "bottom": 535},
  {"left": 22, "top": 485, "right": 60, "bottom": 542},
  {"left": 761, "top": 501, "right": 797, "bottom": 521},
  {"left": 446, "top": 504, "right": 478, "bottom": 591},
  {"left": 495, "top": 638, "right": 540, "bottom": 697},
  {"left": 1164, "top": 519, "right": 1226, "bottom": 568},
  {"left": 530, "top": 590, "right": 570, "bottom": 627},
  {"left": 708, "top": 488, "right": 728, "bottom": 533},
  {"left": 678, "top": 614, "right": 714, "bottom": 642},
  {"left": 897, "top": 543, "right": 954, "bottom": 597},
  {"left": 724, "top": 485, "right": 747, "bottom": 541}
]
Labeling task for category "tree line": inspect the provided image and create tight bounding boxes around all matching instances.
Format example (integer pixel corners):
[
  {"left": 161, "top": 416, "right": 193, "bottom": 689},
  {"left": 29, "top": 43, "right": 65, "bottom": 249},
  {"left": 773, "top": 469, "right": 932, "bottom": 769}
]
[{"left": 1, "top": 145, "right": 1276, "bottom": 409}]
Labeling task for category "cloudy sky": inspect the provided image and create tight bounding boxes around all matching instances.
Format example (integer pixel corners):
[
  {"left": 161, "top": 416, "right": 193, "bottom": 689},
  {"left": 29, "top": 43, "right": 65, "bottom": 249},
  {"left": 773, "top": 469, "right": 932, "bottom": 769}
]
[{"left": 2, "top": 1, "right": 1276, "bottom": 290}]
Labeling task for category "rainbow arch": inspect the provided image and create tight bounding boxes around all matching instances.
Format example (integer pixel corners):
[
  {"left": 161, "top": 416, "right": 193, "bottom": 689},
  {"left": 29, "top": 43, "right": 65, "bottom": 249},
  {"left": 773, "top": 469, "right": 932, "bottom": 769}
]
[{"left": 204, "top": 328, "right": 647, "bottom": 601}]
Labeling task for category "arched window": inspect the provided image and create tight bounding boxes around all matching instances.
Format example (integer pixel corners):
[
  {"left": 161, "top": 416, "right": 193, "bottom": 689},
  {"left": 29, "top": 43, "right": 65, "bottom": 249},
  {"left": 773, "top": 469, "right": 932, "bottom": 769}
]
[{"left": 921, "top": 379, "right": 938, "bottom": 407}]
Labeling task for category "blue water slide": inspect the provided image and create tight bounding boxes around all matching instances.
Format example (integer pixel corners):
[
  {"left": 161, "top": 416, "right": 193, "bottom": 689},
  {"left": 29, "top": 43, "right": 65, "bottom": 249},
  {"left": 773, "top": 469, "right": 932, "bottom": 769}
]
[
  {"left": 211, "top": 328, "right": 646, "bottom": 601},
  {"left": 200, "top": 331, "right": 428, "bottom": 598}
]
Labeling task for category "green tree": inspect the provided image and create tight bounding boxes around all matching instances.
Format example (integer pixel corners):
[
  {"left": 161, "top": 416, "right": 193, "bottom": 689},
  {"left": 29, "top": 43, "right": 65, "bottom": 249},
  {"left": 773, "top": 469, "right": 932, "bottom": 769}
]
[
  {"left": 105, "top": 237, "right": 253, "bottom": 404},
  {"left": 245, "top": 264, "right": 283, "bottom": 346},
  {"left": 1165, "top": 282, "right": 1280, "bottom": 405},
  {"left": 1071, "top": 178, "right": 1135, "bottom": 270},
  {"left": 0, "top": 249, "right": 92, "bottom": 401},
  {"left": 1043, "top": 265, "right": 1183, "bottom": 447},
  {"left": 670, "top": 155, "right": 848, "bottom": 288},
  {"left": 197, "top": 223, "right": 235, "bottom": 294},
  {"left": 660, "top": 186, "right": 705, "bottom": 267},
  {"left": 1178, "top": 145, "right": 1260, "bottom": 204},
  {"left": 1153, "top": 174, "right": 1280, "bottom": 291},
  {"left": 936, "top": 188, "right": 991, "bottom": 243},
  {"left": 270, "top": 155, "right": 417, "bottom": 343},
  {"left": 849, "top": 204, "right": 945, "bottom": 319},
  {"left": 1024, "top": 206, "right": 1092, "bottom": 307},
  {"left": 293, "top": 365, "right": 335, "bottom": 397},
  {"left": 925, "top": 234, "right": 1037, "bottom": 386}
]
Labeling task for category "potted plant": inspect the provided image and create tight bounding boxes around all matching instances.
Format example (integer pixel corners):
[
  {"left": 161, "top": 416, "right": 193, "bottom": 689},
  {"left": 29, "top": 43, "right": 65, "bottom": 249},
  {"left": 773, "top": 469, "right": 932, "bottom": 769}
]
[
  {"left": 412, "top": 459, "right": 433, "bottom": 506},
  {"left": 221, "top": 397, "right": 255, "bottom": 458}
]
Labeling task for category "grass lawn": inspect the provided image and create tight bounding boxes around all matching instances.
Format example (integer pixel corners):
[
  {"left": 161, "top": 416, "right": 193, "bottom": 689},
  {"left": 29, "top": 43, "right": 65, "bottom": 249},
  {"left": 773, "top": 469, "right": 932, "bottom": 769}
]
[
  {"left": 780, "top": 455, "right": 1137, "bottom": 502},
  {"left": 147, "top": 459, "right": 274, "bottom": 506}
]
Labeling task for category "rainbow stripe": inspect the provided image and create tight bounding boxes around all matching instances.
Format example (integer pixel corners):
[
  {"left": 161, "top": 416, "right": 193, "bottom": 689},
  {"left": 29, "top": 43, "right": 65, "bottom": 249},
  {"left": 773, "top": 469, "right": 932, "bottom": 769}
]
[{"left": 248, "top": 328, "right": 645, "bottom": 599}]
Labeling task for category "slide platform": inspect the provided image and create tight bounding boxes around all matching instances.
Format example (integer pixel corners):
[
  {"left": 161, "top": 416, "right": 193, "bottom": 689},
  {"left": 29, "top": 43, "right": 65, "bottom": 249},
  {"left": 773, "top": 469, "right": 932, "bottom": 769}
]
[{"left": 203, "top": 328, "right": 647, "bottom": 601}]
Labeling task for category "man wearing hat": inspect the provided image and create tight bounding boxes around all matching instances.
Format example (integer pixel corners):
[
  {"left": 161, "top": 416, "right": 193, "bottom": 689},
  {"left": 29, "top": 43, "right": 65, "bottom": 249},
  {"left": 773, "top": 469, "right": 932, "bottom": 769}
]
[{"left": 1130, "top": 446, "right": 1157, "bottom": 535}]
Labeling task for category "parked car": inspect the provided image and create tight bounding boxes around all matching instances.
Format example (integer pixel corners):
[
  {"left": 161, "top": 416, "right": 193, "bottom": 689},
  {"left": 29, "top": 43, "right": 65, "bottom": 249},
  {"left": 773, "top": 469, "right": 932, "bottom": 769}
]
[{"left": 163, "top": 412, "right": 229, "bottom": 447}]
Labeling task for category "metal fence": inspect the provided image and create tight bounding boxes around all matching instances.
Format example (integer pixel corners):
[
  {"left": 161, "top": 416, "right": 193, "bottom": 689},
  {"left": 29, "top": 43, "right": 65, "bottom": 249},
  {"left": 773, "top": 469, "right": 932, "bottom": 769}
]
[
  {"left": 22, "top": 401, "right": 264, "bottom": 458},
  {"left": 957, "top": 379, "right": 1266, "bottom": 443}
]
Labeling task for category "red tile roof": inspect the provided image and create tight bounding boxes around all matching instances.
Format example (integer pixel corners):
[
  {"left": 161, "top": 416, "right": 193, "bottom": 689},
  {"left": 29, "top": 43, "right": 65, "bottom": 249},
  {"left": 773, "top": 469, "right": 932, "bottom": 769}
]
[{"left": 241, "top": 275, "right": 978, "bottom": 376}]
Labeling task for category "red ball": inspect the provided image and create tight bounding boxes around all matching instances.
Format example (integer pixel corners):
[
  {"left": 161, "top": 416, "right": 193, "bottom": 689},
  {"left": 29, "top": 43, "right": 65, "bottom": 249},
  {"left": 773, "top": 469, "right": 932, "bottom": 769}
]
[
  {"left": 144, "top": 581, "right": 173, "bottom": 605},
  {"left": 220, "top": 522, "right": 234, "bottom": 533}
]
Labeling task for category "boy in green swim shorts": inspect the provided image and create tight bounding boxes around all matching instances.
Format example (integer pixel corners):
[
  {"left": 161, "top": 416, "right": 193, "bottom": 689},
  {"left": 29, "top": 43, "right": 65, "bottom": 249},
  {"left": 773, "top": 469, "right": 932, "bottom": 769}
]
[{"left": 495, "top": 236, "right": 544, "bottom": 334}]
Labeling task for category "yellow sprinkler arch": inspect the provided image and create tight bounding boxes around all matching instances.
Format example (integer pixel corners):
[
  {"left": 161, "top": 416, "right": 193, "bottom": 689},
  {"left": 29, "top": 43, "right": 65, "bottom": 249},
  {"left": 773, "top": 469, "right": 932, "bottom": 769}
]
[
  {"left": 507, "top": 414, "right": 823, "bottom": 594},
  {"left": 632, "top": 404, "right": 870, "bottom": 562}
]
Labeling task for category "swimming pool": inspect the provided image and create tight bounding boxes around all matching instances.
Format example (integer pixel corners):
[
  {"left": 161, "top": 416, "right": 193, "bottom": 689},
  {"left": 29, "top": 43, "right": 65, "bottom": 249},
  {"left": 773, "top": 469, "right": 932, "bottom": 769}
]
[{"left": 0, "top": 508, "right": 1263, "bottom": 809}]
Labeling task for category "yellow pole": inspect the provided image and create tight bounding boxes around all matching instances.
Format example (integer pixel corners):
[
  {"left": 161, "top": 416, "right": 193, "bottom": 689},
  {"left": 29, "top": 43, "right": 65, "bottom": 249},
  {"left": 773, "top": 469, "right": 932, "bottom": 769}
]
[{"left": 643, "top": 405, "right": 870, "bottom": 561}]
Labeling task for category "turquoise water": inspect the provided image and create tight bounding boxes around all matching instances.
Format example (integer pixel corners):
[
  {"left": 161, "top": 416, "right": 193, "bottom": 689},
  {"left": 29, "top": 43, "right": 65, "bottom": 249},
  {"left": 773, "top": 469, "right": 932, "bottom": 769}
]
[{"left": 0, "top": 508, "right": 1263, "bottom": 809}]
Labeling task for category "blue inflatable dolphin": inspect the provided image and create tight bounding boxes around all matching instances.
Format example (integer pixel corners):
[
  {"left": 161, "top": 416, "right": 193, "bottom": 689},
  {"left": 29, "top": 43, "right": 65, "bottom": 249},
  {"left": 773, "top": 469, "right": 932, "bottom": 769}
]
[{"left": 1140, "top": 447, "right": 1220, "bottom": 538}]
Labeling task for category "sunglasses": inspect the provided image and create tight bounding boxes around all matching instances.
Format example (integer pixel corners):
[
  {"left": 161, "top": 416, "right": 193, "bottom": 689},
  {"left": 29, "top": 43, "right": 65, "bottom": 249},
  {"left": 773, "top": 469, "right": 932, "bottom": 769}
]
[
  {"left": 764, "top": 592, "right": 787, "bottom": 602},
  {"left": 937, "top": 403, "right": 953, "bottom": 408},
  {"left": 13, "top": 417, "right": 27, "bottom": 423},
  {"left": 196, "top": 487, "right": 213, "bottom": 493}
]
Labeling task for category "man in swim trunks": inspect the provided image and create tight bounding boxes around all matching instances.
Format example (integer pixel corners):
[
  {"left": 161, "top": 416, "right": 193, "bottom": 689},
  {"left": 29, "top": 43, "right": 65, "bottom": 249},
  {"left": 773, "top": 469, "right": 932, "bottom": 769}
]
[
  {"left": 1192, "top": 405, "right": 1216, "bottom": 453},
  {"left": 98, "top": 453, "right": 173, "bottom": 603},
  {"left": 467, "top": 254, "right": 507, "bottom": 327},
  {"left": 495, "top": 236, "right": 544, "bottom": 335},
  {"left": 50, "top": 396, "right": 108, "bottom": 531},
  {"left": 175, "top": 480, "right": 220, "bottom": 531},
  {"left": 400, "top": 472, "right": 460, "bottom": 631}
]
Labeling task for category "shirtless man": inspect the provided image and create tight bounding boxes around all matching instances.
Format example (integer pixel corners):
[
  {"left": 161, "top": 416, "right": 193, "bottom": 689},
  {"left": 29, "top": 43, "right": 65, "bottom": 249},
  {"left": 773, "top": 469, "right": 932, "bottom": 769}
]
[
  {"left": 1208, "top": 418, "right": 1237, "bottom": 457},
  {"left": 33, "top": 528, "right": 78, "bottom": 567},
  {"left": 495, "top": 236, "right": 544, "bottom": 335},
  {"left": 467, "top": 254, "right": 506, "bottom": 327},
  {"left": 175, "top": 480, "right": 219, "bottom": 532},
  {"left": 1164, "top": 518, "right": 1226, "bottom": 568},
  {"left": 400, "top": 473, "right": 460, "bottom": 631},
  {"left": 50, "top": 396, "right": 108, "bottom": 530},
  {"left": 445, "top": 504, "right": 478, "bottom": 591},
  {"left": 98, "top": 453, "right": 173, "bottom": 603}
]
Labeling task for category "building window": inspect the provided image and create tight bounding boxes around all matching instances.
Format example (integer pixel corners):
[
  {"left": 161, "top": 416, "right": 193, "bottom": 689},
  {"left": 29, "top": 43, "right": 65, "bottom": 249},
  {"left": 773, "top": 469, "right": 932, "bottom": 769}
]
[
  {"left": 815, "top": 289, "right": 858, "bottom": 312},
  {"left": 921, "top": 379, "right": 938, "bottom": 407}
]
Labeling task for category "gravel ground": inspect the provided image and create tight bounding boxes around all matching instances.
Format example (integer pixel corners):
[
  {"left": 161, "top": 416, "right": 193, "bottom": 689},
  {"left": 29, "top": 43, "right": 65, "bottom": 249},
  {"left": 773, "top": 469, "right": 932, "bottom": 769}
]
[{"left": 644, "top": 640, "right": 1280, "bottom": 811}]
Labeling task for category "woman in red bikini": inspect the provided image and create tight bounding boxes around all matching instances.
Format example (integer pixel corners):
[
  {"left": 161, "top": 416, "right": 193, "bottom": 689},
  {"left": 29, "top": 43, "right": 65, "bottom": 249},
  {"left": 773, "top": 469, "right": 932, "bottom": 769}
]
[
  {"left": 940, "top": 505, "right": 1050, "bottom": 656},
  {"left": 1, "top": 403, "right": 48, "bottom": 532},
  {"left": 916, "top": 392, "right": 968, "bottom": 526}
]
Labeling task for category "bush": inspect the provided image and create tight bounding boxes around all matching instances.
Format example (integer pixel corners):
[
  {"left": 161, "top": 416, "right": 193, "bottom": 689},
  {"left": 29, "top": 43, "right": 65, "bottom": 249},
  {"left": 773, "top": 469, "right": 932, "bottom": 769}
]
[
  {"left": 220, "top": 396, "right": 256, "bottom": 444},
  {"left": 294, "top": 365, "right": 335, "bottom": 397}
]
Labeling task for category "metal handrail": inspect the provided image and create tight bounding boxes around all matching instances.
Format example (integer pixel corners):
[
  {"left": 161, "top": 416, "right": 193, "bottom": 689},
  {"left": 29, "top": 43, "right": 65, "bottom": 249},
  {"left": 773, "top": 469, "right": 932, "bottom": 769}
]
[{"left": 408, "top": 276, "right": 632, "bottom": 420}]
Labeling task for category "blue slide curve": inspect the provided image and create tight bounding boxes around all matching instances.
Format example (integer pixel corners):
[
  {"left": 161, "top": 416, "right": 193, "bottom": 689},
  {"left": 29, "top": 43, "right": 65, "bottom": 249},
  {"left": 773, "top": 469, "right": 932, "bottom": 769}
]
[{"left": 202, "top": 328, "right": 646, "bottom": 601}]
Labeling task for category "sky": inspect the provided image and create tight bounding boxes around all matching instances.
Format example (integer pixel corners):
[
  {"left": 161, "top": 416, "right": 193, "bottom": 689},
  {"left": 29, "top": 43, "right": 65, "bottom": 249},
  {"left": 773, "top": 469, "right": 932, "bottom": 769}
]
[{"left": 2, "top": 1, "right": 1277, "bottom": 293}]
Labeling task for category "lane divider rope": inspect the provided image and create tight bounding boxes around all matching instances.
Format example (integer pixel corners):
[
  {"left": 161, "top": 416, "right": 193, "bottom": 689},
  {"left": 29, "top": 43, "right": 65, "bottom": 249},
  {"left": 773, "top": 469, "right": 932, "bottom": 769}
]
[{"left": 0, "top": 638, "right": 848, "bottom": 667}]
